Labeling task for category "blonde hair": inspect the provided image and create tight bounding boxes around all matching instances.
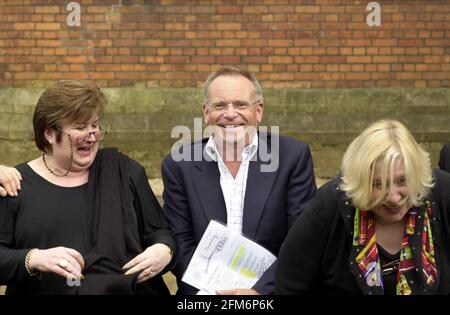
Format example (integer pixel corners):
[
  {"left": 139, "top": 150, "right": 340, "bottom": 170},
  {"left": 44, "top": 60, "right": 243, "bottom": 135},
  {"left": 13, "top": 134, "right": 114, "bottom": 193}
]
[{"left": 340, "top": 120, "right": 434, "bottom": 210}]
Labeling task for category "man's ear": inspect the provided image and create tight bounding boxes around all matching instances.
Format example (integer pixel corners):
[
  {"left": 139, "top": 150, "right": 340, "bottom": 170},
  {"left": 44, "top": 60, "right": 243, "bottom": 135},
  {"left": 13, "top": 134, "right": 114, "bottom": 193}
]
[
  {"left": 256, "top": 102, "right": 264, "bottom": 124},
  {"left": 203, "top": 103, "right": 209, "bottom": 124}
]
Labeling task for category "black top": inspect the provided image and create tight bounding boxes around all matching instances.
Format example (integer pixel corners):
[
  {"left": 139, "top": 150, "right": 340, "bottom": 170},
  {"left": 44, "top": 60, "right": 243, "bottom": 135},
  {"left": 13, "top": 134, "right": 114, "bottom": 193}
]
[
  {"left": 0, "top": 153, "right": 175, "bottom": 294},
  {"left": 275, "top": 169, "right": 450, "bottom": 295},
  {"left": 378, "top": 245, "right": 400, "bottom": 296}
]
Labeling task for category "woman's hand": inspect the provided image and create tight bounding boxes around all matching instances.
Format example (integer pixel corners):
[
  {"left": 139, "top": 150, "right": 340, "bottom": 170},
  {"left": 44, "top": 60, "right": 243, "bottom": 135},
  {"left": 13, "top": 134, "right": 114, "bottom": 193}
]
[
  {"left": 28, "top": 247, "right": 85, "bottom": 280},
  {"left": 0, "top": 165, "right": 22, "bottom": 197},
  {"left": 123, "top": 243, "right": 173, "bottom": 283}
]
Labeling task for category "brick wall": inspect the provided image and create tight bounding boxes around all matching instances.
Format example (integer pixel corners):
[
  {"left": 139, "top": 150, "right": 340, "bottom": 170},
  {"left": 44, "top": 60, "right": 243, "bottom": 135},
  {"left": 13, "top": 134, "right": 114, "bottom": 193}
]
[
  {"left": 0, "top": 0, "right": 449, "bottom": 88},
  {"left": 0, "top": 0, "right": 449, "bottom": 179}
]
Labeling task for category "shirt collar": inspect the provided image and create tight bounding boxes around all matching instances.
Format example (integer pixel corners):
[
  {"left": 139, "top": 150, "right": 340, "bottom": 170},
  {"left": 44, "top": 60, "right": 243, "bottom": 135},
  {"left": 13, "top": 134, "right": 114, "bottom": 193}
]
[{"left": 205, "top": 133, "right": 258, "bottom": 162}]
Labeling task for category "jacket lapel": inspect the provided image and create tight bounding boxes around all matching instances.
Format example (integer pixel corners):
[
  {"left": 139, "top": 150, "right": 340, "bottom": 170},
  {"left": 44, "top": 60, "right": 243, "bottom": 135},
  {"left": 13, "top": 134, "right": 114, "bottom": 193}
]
[
  {"left": 190, "top": 135, "right": 277, "bottom": 238},
  {"left": 192, "top": 158, "right": 227, "bottom": 225},
  {"left": 242, "top": 136, "right": 277, "bottom": 239},
  {"left": 335, "top": 176, "right": 384, "bottom": 295}
]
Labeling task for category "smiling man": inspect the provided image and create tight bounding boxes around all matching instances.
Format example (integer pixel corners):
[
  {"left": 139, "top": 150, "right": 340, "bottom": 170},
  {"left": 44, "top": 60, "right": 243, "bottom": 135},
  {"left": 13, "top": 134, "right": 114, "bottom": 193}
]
[
  {"left": 162, "top": 67, "right": 317, "bottom": 295},
  {"left": 203, "top": 71, "right": 263, "bottom": 167}
]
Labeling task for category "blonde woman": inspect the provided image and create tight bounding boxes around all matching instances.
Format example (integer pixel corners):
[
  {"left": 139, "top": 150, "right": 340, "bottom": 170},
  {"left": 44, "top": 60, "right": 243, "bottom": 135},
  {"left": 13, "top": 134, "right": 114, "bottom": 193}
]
[{"left": 275, "top": 120, "right": 450, "bottom": 295}]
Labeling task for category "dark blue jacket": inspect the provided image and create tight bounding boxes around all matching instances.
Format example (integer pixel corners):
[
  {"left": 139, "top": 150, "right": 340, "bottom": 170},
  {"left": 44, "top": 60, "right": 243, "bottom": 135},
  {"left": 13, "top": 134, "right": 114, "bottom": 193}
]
[
  {"left": 162, "top": 133, "right": 316, "bottom": 294},
  {"left": 439, "top": 143, "right": 450, "bottom": 173}
]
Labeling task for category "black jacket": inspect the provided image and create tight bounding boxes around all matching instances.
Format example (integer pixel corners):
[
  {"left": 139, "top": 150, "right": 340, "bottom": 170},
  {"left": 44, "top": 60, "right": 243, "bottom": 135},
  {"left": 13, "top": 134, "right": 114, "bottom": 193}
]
[
  {"left": 0, "top": 148, "right": 175, "bottom": 295},
  {"left": 439, "top": 143, "right": 450, "bottom": 173},
  {"left": 275, "top": 169, "right": 450, "bottom": 294}
]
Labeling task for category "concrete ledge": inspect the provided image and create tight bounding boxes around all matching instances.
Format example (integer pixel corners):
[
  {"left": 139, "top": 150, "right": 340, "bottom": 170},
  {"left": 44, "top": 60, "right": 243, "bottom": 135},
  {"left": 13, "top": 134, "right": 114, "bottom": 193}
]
[{"left": 1, "top": 87, "right": 449, "bottom": 179}]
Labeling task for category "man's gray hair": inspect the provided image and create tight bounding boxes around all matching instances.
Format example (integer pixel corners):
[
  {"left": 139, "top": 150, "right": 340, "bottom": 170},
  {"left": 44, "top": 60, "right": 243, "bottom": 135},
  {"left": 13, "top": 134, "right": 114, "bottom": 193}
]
[{"left": 203, "top": 67, "right": 263, "bottom": 103}]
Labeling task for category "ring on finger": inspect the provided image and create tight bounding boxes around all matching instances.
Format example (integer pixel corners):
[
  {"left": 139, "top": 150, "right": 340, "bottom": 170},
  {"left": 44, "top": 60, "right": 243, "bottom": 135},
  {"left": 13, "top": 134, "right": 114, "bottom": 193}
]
[{"left": 59, "top": 258, "right": 69, "bottom": 269}]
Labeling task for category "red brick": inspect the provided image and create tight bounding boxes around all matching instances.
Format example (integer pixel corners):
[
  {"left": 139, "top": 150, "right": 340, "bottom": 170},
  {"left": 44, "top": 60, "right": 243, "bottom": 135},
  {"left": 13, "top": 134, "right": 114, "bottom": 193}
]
[
  {"left": 346, "top": 73, "right": 370, "bottom": 80},
  {"left": 400, "top": 56, "right": 424, "bottom": 63},
  {"left": 34, "top": 6, "right": 60, "bottom": 14},
  {"left": 273, "top": 47, "right": 287, "bottom": 56},
  {"left": 190, "top": 6, "right": 215, "bottom": 14},
  {"left": 216, "top": 39, "right": 241, "bottom": 47},
  {"left": 268, "top": 56, "right": 293, "bottom": 64},
  {"left": 268, "top": 39, "right": 293, "bottom": 47},
  {"left": 397, "top": 72, "right": 421, "bottom": 80},
  {"left": 378, "top": 64, "right": 390, "bottom": 72},
  {"left": 243, "top": 6, "right": 267, "bottom": 14},
  {"left": 346, "top": 39, "right": 371, "bottom": 46},
  {"left": 313, "top": 47, "right": 326, "bottom": 55},
  {"left": 165, "top": 56, "right": 189, "bottom": 63},
  {"left": 353, "top": 47, "right": 365, "bottom": 55},
  {"left": 216, "top": 23, "right": 242, "bottom": 31},
  {"left": 347, "top": 56, "right": 371, "bottom": 63},
  {"left": 192, "top": 56, "right": 215, "bottom": 63},
  {"left": 294, "top": 39, "right": 319, "bottom": 46},
  {"left": 13, "top": 23, "right": 35, "bottom": 30},
  {"left": 320, "top": 56, "right": 345, "bottom": 63},
  {"left": 294, "top": 72, "right": 319, "bottom": 80},
  {"left": 294, "top": 6, "right": 320, "bottom": 14},
  {"left": 87, "top": 6, "right": 111, "bottom": 14},
  {"left": 269, "top": 73, "right": 293, "bottom": 80},
  {"left": 351, "top": 64, "right": 365, "bottom": 72},
  {"left": 373, "top": 56, "right": 398, "bottom": 63},
  {"left": 36, "top": 40, "right": 61, "bottom": 47},
  {"left": 399, "top": 39, "right": 423, "bottom": 46},
  {"left": 426, "top": 39, "right": 450, "bottom": 46},
  {"left": 372, "top": 39, "right": 397, "bottom": 46},
  {"left": 217, "top": 6, "right": 242, "bottom": 15},
  {"left": 339, "top": 47, "right": 352, "bottom": 55},
  {"left": 216, "top": 56, "right": 241, "bottom": 64},
  {"left": 295, "top": 56, "right": 319, "bottom": 63}
]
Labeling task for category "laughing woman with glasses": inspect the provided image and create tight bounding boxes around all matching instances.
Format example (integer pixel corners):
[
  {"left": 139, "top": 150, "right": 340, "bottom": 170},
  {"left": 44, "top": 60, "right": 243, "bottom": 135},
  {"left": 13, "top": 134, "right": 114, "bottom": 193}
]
[
  {"left": 0, "top": 80, "right": 176, "bottom": 295},
  {"left": 275, "top": 120, "right": 450, "bottom": 295}
]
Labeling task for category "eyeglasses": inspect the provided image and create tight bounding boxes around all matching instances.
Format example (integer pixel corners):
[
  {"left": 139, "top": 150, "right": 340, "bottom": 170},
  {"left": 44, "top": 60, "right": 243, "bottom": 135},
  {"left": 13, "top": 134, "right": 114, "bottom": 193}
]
[
  {"left": 206, "top": 100, "right": 260, "bottom": 112},
  {"left": 57, "top": 128, "right": 107, "bottom": 144}
]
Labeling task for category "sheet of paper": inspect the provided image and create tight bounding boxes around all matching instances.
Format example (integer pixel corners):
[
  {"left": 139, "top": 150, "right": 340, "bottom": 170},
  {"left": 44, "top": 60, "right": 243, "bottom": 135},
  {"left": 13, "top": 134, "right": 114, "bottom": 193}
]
[{"left": 182, "top": 220, "right": 276, "bottom": 295}]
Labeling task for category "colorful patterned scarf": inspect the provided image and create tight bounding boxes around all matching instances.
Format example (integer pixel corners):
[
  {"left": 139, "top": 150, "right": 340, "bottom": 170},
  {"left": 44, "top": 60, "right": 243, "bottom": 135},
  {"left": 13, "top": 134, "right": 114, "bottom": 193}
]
[{"left": 352, "top": 200, "right": 437, "bottom": 295}]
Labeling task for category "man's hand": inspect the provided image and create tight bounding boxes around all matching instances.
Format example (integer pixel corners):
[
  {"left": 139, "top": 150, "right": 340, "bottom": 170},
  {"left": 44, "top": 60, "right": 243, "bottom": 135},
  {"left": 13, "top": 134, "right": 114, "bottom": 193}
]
[
  {"left": 0, "top": 165, "right": 22, "bottom": 197},
  {"left": 216, "top": 288, "right": 261, "bottom": 295}
]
